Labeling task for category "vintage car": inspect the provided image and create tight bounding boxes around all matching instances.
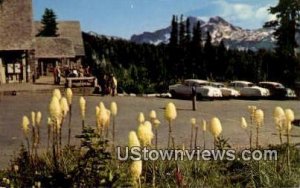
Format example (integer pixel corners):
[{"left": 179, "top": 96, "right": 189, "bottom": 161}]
[
  {"left": 169, "top": 79, "right": 223, "bottom": 100},
  {"left": 258, "top": 81, "right": 297, "bottom": 99},
  {"left": 210, "top": 82, "right": 240, "bottom": 98},
  {"left": 228, "top": 81, "right": 270, "bottom": 98}
]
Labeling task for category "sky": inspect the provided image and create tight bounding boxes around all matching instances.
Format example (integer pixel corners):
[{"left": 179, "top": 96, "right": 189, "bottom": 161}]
[{"left": 33, "top": 0, "right": 278, "bottom": 39}]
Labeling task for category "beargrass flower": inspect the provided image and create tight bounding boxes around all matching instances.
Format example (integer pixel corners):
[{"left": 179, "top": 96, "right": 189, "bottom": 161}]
[
  {"left": 149, "top": 110, "right": 157, "bottom": 120},
  {"left": 285, "top": 109, "right": 295, "bottom": 123},
  {"left": 130, "top": 160, "right": 142, "bottom": 180},
  {"left": 79, "top": 97, "right": 86, "bottom": 120},
  {"left": 49, "top": 96, "right": 62, "bottom": 124},
  {"left": 210, "top": 117, "right": 222, "bottom": 138},
  {"left": 165, "top": 102, "right": 177, "bottom": 121},
  {"left": 36, "top": 111, "right": 42, "bottom": 125},
  {"left": 31, "top": 111, "right": 36, "bottom": 127},
  {"left": 153, "top": 119, "right": 161, "bottom": 129},
  {"left": 98, "top": 104, "right": 109, "bottom": 127},
  {"left": 285, "top": 109, "right": 294, "bottom": 132},
  {"left": 254, "top": 109, "right": 264, "bottom": 126},
  {"left": 137, "top": 112, "right": 145, "bottom": 124},
  {"left": 273, "top": 107, "right": 285, "bottom": 131},
  {"left": 99, "top": 102, "right": 105, "bottom": 110},
  {"left": 190, "top": 118, "right": 196, "bottom": 126},
  {"left": 52, "top": 89, "right": 62, "bottom": 100},
  {"left": 137, "top": 121, "right": 154, "bottom": 146},
  {"left": 128, "top": 131, "right": 141, "bottom": 148},
  {"left": 202, "top": 120, "right": 207, "bottom": 131},
  {"left": 22, "top": 116, "right": 30, "bottom": 136},
  {"left": 66, "top": 88, "right": 73, "bottom": 105},
  {"left": 60, "top": 97, "right": 69, "bottom": 117},
  {"left": 241, "top": 117, "right": 247, "bottom": 129},
  {"left": 110, "top": 102, "right": 118, "bottom": 116}
]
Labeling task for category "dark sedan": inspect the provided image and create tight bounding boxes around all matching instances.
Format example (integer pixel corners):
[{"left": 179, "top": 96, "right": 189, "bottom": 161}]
[{"left": 258, "top": 81, "right": 296, "bottom": 99}]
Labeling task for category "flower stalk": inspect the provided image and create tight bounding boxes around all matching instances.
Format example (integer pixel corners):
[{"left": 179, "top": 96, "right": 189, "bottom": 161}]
[
  {"left": 190, "top": 118, "right": 196, "bottom": 149},
  {"left": 165, "top": 102, "right": 177, "bottom": 148}
]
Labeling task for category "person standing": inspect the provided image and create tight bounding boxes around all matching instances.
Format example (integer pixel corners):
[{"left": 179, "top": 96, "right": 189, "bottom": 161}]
[
  {"left": 57, "top": 66, "right": 61, "bottom": 85},
  {"left": 112, "top": 75, "right": 117, "bottom": 96},
  {"left": 99, "top": 74, "right": 107, "bottom": 96},
  {"left": 53, "top": 65, "right": 58, "bottom": 84},
  {"left": 107, "top": 74, "right": 117, "bottom": 96}
]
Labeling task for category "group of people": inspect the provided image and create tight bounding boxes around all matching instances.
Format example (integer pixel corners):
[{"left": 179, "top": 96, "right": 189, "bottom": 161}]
[
  {"left": 65, "top": 66, "right": 91, "bottom": 78},
  {"left": 98, "top": 73, "right": 118, "bottom": 96},
  {"left": 53, "top": 65, "right": 91, "bottom": 85},
  {"left": 54, "top": 65, "right": 118, "bottom": 96}
]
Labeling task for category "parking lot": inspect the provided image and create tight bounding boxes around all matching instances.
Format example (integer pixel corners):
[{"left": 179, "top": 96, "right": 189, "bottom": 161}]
[{"left": 1, "top": 92, "right": 300, "bottom": 168}]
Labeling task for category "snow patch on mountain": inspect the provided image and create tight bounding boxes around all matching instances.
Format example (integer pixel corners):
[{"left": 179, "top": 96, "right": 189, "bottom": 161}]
[{"left": 130, "top": 16, "right": 276, "bottom": 51}]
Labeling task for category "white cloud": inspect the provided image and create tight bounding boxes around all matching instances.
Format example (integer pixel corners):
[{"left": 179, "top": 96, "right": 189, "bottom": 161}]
[
  {"left": 255, "top": 6, "right": 276, "bottom": 21},
  {"left": 232, "top": 4, "right": 253, "bottom": 20},
  {"left": 213, "top": 0, "right": 276, "bottom": 28},
  {"left": 197, "top": 16, "right": 209, "bottom": 22}
]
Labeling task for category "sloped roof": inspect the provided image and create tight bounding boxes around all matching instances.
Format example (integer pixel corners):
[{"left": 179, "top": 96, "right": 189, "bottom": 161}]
[
  {"left": 35, "top": 21, "right": 85, "bottom": 56},
  {"left": 35, "top": 37, "right": 75, "bottom": 58},
  {"left": 0, "top": 0, "right": 34, "bottom": 50}
]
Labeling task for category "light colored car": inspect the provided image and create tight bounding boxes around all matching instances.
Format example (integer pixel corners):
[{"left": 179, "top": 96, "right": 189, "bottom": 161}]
[
  {"left": 169, "top": 79, "right": 223, "bottom": 100},
  {"left": 210, "top": 82, "right": 240, "bottom": 97},
  {"left": 258, "top": 81, "right": 297, "bottom": 99},
  {"left": 228, "top": 81, "right": 270, "bottom": 97}
]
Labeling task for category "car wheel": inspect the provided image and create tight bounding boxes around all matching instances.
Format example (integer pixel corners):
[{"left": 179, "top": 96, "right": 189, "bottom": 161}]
[
  {"left": 196, "top": 93, "right": 203, "bottom": 100},
  {"left": 170, "top": 90, "right": 177, "bottom": 98}
]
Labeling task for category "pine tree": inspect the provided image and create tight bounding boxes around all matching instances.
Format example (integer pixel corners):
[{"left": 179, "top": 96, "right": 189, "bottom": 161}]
[
  {"left": 179, "top": 15, "right": 185, "bottom": 46},
  {"left": 37, "top": 8, "right": 58, "bottom": 37},
  {"left": 267, "top": 0, "right": 299, "bottom": 56},
  {"left": 168, "top": 15, "right": 179, "bottom": 82},
  {"left": 215, "top": 40, "right": 227, "bottom": 81},
  {"left": 184, "top": 18, "right": 193, "bottom": 77},
  {"left": 204, "top": 31, "right": 215, "bottom": 79},
  {"left": 185, "top": 18, "right": 191, "bottom": 44},
  {"left": 191, "top": 21, "right": 203, "bottom": 78},
  {"left": 169, "top": 15, "right": 178, "bottom": 47},
  {"left": 265, "top": 0, "right": 300, "bottom": 85},
  {"left": 178, "top": 15, "right": 186, "bottom": 79}
]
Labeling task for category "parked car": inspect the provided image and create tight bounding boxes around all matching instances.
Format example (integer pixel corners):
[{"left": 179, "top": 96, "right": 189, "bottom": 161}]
[
  {"left": 258, "top": 81, "right": 297, "bottom": 99},
  {"left": 169, "top": 79, "right": 223, "bottom": 100},
  {"left": 228, "top": 81, "right": 270, "bottom": 98},
  {"left": 210, "top": 82, "right": 240, "bottom": 98}
]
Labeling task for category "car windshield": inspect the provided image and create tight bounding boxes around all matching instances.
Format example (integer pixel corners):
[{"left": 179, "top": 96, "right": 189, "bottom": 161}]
[
  {"left": 212, "top": 83, "right": 224, "bottom": 88},
  {"left": 184, "top": 80, "right": 209, "bottom": 87},
  {"left": 275, "top": 84, "right": 284, "bottom": 88}
]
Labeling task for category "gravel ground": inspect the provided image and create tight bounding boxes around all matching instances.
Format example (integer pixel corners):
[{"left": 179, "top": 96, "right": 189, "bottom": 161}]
[{"left": 1, "top": 92, "right": 300, "bottom": 168}]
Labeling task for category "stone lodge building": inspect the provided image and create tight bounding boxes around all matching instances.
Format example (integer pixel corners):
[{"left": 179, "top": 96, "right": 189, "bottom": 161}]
[{"left": 0, "top": 0, "right": 85, "bottom": 84}]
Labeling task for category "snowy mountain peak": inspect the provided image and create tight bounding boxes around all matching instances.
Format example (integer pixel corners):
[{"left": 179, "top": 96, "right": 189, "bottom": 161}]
[
  {"left": 130, "top": 16, "right": 276, "bottom": 51},
  {"left": 208, "top": 16, "right": 230, "bottom": 25}
]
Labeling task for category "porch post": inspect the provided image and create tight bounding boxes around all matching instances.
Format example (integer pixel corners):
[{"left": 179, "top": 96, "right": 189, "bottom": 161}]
[
  {"left": 22, "top": 53, "right": 27, "bottom": 82},
  {"left": 0, "top": 58, "right": 5, "bottom": 84}
]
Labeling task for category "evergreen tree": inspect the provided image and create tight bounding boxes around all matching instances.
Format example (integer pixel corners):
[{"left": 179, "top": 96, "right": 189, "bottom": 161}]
[
  {"left": 179, "top": 15, "right": 185, "bottom": 46},
  {"left": 204, "top": 31, "right": 215, "bottom": 79},
  {"left": 215, "top": 40, "right": 227, "bottom": 81},
  {"left": 178, "top": 15, "right": 186, "bottom": 79},
  {"left": 191, "top": 21, "right": 203, "bottom": 78},
  {"left": 267, "top": 0, "right": 299, "bottom": 56},
  {"left": 37, "top": 8, "right": 58, "bottom": 37},
  {"left": 265, "top": 0, "right": 300, "bottom": 85},
  {"left": 185, "top": 18, "right": 191, "bottom": 44},
  {"left": 169, "top": 15, "right": 178, "bottom": 46},
  {"left": 185, "top": 18, "right": 193, "bottom": 77},
  {"left": 168, "top": 15, "right": 179, "bottom": 82}
]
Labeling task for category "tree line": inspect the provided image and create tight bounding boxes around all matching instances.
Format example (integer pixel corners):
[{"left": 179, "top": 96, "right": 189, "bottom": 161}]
[{"left": 82, "top": 0, "right": 300, "bottom": 93}]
